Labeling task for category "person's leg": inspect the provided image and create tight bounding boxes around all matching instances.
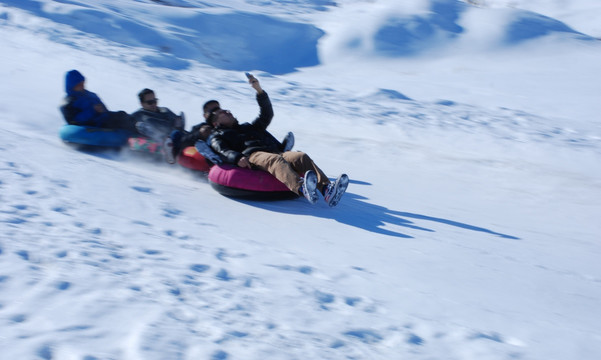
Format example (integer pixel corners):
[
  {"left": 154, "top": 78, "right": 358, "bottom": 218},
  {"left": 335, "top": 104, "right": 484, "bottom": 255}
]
[
  {"left": 104, "top": 111, "right": 138, "bottom": 133},
  {"left": 281, "top": 151, "right": 330, "bottom": 194},
  {"left": 162, "top": 129, "right": 185, "bottom": 164},
  {"left": 138, "top": 117, "right": 172, "bottom": 141},
  {"left": 136, "top": 121, "right": 169, "bottom": 142},
  {"left": 248, "top": 152, "right": 302, "bottom": 194}
]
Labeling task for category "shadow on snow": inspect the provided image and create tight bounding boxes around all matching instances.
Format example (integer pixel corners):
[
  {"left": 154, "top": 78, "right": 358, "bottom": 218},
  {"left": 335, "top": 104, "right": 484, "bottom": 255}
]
[{"left": 230, "top": 185, "right": 520, "bottom": 240}]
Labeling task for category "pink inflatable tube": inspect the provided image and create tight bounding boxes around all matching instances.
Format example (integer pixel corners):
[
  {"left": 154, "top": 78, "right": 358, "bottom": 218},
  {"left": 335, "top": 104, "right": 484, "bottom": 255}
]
[{"left": 208, "top": 164, "right": 299, "bottom": 200}]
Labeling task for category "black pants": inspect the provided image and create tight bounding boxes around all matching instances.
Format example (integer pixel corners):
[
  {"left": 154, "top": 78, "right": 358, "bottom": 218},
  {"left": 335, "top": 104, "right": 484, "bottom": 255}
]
[{"left": 104, "top": 111, "right": 138, "bottom": 133}]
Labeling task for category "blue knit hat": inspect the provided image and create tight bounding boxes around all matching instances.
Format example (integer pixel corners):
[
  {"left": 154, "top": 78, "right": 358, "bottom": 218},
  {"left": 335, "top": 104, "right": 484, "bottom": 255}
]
[{"left": 65, "top": 70, "right": 85, "bottom": 94}]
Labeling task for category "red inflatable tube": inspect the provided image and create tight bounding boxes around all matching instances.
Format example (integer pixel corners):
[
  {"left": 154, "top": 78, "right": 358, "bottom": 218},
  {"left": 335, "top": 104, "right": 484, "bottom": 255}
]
[{"left": 178, "top": 146, "right": 212, "bottom": 172}]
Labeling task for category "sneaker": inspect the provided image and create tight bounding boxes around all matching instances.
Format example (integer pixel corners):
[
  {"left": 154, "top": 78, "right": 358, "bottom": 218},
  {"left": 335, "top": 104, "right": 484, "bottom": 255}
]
[
  {"left": 163, "top": 136, "right": 176, "bottom": 164},
  {"left": 324, "top": 174, "right": 349, "bottom": 207},
  {"left": 281, "top": 131, "right": 295, "bottom": 152},
  {"left": 301, "top": 170, "right": 319, "bottom": 204}
]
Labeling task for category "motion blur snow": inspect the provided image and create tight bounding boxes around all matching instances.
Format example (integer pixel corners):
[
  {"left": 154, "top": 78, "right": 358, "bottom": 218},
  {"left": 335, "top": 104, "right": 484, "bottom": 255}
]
[{"left": 1, "top": 1, "right": 600, "bottom": 359}]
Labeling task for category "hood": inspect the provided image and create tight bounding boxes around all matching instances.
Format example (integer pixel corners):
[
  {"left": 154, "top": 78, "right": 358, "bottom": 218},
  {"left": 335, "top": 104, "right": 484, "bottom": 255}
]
[{"left": 65, "top": 70, "right": 85, "bottom": 95}]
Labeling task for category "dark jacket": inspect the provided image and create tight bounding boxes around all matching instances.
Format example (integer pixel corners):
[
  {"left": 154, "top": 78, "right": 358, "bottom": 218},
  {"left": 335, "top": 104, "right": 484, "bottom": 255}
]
[
  {"left": 210, "top": 92, "right": 281, "bottom": 165},
  {"left": 60, "top": 91, "right": 108, "bottom": 126},
  {"left": 60, "top": 70, "right": 108, "bottom": 126},
  {"left": 131, "top": 107, "right": 184, "bottom": 138}
]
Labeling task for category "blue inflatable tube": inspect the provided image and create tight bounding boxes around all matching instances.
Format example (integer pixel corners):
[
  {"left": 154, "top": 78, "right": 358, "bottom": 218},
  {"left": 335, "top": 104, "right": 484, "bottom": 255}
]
[{"left": 59, "top": 125, "right": 133, "bottom": 147}]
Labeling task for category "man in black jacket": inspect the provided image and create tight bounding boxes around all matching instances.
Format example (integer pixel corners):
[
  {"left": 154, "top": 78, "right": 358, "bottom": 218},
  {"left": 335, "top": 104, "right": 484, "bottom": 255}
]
[
  {"left": 208, "top": 74, "right": 348, "bottom": 207},
  {"left": 163, "top": 96, "right": 293, "bottom": 165},
  {"left": 131, "top": 88, "right": 185, "bottom": 141}
]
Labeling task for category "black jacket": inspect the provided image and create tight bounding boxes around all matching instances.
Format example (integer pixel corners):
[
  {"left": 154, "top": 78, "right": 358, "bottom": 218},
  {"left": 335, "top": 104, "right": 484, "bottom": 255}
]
[
  {"left": 210, "top": 92, "right": 282, "bottom": 165},
  {"left": 131, "top": 107, "right": 184, "bottom": 136}
]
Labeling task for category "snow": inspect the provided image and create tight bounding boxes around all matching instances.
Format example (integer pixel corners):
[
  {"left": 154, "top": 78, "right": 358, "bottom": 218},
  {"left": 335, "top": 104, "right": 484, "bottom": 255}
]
[{"left": 1, "top": 0, "right": 600, "bottom": 359}]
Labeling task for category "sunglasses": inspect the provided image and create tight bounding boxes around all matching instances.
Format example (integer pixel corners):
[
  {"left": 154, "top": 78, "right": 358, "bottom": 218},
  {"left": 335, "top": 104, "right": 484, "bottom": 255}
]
[
  {"left": 212, "top": 109, "right": 230, "bottom": 116},
  {"left": 144, "top": 99, "right": 158, "bottom": 105}
]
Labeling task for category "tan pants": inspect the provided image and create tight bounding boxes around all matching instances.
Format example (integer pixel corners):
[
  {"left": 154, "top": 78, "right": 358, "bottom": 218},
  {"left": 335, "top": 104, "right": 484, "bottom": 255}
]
[{"left": 248, "top": 151, "right": 329, "bottom": 195}]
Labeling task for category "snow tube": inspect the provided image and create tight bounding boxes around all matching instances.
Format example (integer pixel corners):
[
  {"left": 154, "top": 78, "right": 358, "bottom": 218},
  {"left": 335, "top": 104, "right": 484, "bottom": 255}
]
[
  {"left": 59, "top": 124, "right": 133, "bottom": 148},
  {"left": 208, "top": 164, "right": 299, "bottom": 200},
  {"left": 128, "top": 137, "right": 162, "bottom": 153},
  {"left": 178, "top": 146, "right": 212, "bottom": 172}
]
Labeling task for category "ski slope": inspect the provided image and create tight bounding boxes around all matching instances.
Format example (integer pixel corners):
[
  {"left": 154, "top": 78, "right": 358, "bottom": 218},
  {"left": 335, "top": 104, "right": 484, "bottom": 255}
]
[{"left": 1, "top": 1, "right": 600, "bottom": 359}]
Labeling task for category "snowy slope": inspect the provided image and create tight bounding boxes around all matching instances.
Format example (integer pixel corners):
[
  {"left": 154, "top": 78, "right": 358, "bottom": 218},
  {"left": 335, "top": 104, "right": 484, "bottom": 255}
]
[{"left": 1, "top": 1, "right": 600, "bottom": 359}]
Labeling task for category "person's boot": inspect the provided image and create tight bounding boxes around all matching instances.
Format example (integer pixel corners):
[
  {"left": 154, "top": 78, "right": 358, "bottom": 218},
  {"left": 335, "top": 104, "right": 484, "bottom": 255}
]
[{"left": 323, "top": 174, "right": 349, "bottom": 207}]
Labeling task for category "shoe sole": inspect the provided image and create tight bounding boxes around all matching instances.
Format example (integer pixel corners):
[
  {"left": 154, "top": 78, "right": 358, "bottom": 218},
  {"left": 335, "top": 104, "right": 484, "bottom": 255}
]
[
  {"left": 303, "top": 170, "right": 318, "bottom": 204},
  {"left": 283, "top": 132, "right": 294, "bottom": 152},
  {"left": 327, "top": 174, "right": 349, "bottom": 207}
]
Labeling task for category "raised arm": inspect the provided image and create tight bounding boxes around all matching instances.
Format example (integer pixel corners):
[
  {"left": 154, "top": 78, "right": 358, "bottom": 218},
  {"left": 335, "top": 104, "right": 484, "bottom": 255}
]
[{"left": 247, "top": 74, "right": 273, "bottom": 130}]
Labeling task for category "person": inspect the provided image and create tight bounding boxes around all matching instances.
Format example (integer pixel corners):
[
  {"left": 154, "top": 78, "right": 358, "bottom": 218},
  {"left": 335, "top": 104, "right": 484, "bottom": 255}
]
[
  {"left": 162, "top": 103, "right": 221, "bottom": 165},
  {"left": 163, "top": 99, "right": 294, "bottom": 165},
  {"left": 60, "top": 70, "right": 138, "bottom": 133},
  {"left": 203, "top": 99, "right": 294, "bottom": 154},
  {"left": 207, "top": 74, "right": 348, "bottom": 207},
  {"left": 131, "top": 88, "right": 185, "bottom": 142}
]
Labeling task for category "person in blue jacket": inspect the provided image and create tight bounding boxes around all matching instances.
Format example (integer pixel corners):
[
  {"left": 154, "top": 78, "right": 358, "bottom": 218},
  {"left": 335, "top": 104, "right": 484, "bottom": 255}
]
[{"left": 60, "top": 70, "right": 138, "bottom": 133}]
